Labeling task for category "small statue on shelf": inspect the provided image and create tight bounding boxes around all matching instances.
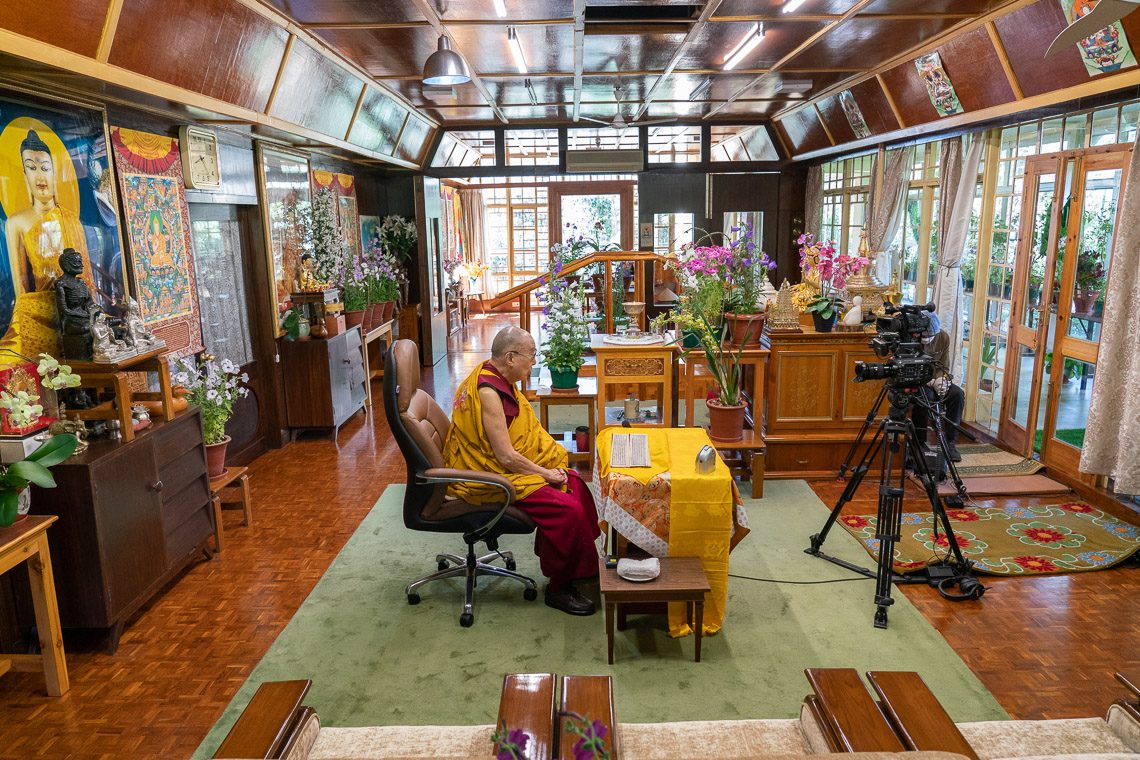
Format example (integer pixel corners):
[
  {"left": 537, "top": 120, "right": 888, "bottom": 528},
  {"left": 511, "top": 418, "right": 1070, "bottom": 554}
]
[
  {"left": 55, "top": 248, "right": 97, "bottom": 360},
  {"left": 298, "top": 253, "right": 330, "bottom": 292},
  {"left": 841, "top": 295, "right": 864, "bottom": 327},
  {"left": 91, "top": 311, "right": 135, "bottom": 363},
  {"left": 122, "top": 297, "right": 165, "bottom": 352}
]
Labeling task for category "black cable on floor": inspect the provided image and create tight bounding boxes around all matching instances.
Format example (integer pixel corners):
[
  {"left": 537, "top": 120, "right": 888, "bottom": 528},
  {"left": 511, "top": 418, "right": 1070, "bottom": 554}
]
[{"left": 727, "top": 573, "right": 873, "bottom": 585}]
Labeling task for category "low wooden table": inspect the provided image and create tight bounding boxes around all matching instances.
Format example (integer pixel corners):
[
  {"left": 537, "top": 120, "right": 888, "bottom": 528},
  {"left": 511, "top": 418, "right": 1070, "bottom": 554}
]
[
  {"left": 0, "top": 515, "right": 68, "bottom": 696},
  {"left": 209, "top": 466, "right": 251, "bottom": 553},
  {"left": 599, "top": 555, "right": 710, "bottom": 664},
  {"left": 537, "top": 379, "right": 597, "bottom": 466},
  {"left": 362, "top": 319, "right": 395, "bottom": 408}
]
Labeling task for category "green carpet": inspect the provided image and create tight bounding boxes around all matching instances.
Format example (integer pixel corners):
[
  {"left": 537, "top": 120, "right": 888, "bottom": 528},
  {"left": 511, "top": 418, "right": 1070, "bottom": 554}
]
[
  {"left": 1034, "top": 428, "right": 1086, "bottom": 453},
  {"left": 193, "top": 480, "right": 1005, "bottom": 758}
]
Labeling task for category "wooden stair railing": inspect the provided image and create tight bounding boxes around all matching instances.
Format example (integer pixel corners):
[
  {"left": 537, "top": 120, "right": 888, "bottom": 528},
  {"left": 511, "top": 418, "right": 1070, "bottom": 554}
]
[{"left": 488, "top": 251, "right": 670, "bottom": 335}]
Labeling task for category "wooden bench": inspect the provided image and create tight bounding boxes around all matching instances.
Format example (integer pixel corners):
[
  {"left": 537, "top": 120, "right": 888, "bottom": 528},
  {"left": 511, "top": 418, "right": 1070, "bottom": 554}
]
[
  {"left": 804, "top": 668, "right": 906, "bottom": 752},
  {"left": 559, "top": 675, "right": 616, "bottom": 760},
  {"left": 867, "top": 671, "right": 980, "bottom": 759},
  {"left": 495, "top": 673, "right": 557, "bottom": 760}
]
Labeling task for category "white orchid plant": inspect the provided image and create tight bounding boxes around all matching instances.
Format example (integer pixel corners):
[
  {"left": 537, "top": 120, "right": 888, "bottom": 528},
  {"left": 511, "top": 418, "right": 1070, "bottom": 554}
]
[
  {"left": 0, "top": 352, "right": 82, "bottom": 431},
  {"left": 173, "top": 354, "right": 249, "bottom": 445}
]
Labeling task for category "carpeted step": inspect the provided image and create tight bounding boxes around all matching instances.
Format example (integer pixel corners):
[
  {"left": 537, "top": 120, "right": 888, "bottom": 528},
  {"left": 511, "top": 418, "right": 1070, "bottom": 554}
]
[{"left": 937, "top": 474, "right": 1070, "bottom": 497}]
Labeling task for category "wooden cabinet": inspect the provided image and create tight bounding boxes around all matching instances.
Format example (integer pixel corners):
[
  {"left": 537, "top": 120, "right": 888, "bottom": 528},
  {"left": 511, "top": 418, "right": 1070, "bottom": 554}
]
[
  {"left": 26, "top": 408, "right": 213, "bottom": 651},
  {"left": 280, "top": 327, "right": 367, "bottom": 432},
  {"left": 764, "top": 328, "right": 885, "bottom": 479}
]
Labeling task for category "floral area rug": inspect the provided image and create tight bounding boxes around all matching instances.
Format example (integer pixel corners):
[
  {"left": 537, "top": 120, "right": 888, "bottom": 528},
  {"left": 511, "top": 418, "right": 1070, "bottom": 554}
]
[
  {"left": 953, "top": 443, "right": 1044, "bottom": 477},
  {"left": 838, "top": 501, "right": 1140, "bottom": 575}
]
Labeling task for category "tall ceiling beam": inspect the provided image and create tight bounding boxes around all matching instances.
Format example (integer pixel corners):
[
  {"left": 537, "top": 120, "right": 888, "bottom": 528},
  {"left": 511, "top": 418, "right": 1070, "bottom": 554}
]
[
  {"left": 633, "top": 0, "right": 724, "bottom": 122},
  {"left": 571, "top": 0, "right": 585, "bottom": 122},
  {"left": 407, "top": 0, "right": 508, "bottom": 124}
]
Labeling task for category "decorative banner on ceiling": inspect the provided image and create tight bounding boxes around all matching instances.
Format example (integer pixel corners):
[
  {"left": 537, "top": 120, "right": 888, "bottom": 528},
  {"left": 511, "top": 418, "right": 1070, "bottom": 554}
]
[
  {"left": 914, "top": 52, "right": 964, "bottom": 118},
  {"left": 1059, "top": 0, "right": 1137, "bottom": 75},
  {"left": 111, "top": 126, "right": 202, "bottom": 357},
  {"left": 0, "top": 94, "right": 127, "bottom": 364},
  {"left": 312, "top": 170, "right": 361, "bottom": 258},
  {"left": 838, "top": 90, "right": 872, "bottom": 139}
]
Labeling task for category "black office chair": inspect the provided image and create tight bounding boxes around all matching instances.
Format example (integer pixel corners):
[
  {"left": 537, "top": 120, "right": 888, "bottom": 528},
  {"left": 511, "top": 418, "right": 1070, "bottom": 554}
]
[{"left": 382, "top": 340, "right": 538, "bottom": 627}]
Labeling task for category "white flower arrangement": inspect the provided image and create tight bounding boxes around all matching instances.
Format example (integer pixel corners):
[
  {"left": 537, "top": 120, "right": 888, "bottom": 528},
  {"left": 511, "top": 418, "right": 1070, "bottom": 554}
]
[
  {"left": 538, "top": 266, "right": 588, "bottom": 373},
  {"left": 0, "top": 352, "right": 81, "bottom": 430},
  {"left": 173, "top": 354, "right": 249, "bottom": 445}
]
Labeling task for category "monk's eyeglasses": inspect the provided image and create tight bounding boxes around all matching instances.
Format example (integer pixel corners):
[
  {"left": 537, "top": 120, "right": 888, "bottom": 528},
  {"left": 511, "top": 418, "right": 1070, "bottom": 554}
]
[{"left": 509, "top": 349, "right": 537, "bottom": 361}]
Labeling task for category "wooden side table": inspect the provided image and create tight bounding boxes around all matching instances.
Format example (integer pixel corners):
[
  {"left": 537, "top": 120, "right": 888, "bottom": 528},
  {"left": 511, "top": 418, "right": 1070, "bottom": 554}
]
[
  {"left": 537, "top": 381, "right": 597, "bottom": 466},
  {"left": 591, "top": 335, "right": 674, "bottom": 430},
  {"left": 599, "top": 556, "right": 710, "bottom": 664},
  {"left": 0, "top": 515, "right": 68, "bottom": 696},
  {"left": 209, "top": 466, "right": 251, "bottom": 553},
  {"left": 362, "top": 319, "right": 395, "bottom": 408}
]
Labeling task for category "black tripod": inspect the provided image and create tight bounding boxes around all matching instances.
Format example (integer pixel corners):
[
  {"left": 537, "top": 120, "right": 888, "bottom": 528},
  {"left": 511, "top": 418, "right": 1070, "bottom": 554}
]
[{"left": 806, "top": 385, "right": 984, "bottom": 629}]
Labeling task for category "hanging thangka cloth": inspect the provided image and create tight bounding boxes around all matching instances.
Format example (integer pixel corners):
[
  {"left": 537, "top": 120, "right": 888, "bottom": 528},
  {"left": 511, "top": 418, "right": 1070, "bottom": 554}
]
[
  {"left": 110, "top": 126, "right": 203, "bottom": 357},
  {"left": 311, "top": 170, "right": 361, "bottom": 258},
  {"left": 838, "top": 90, "right": 871, "bottom": 140},
  {"left": 914, "top": 52, "right": 963, "bottom": 118},
  {"left": 1059, "top": 0, "right": 1137, "bottom": 76}
]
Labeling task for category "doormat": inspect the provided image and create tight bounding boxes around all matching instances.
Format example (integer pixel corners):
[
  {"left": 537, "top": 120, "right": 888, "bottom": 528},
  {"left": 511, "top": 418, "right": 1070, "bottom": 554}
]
[
  {"left": 839, "top": 502, "right": 1140, "bottom": 576},
  {"left": 936, "top": 474, "right": 1070, "bottom": 497},
  {"left": 953, "top": 443, "right": 1044, "bottom": 477}
]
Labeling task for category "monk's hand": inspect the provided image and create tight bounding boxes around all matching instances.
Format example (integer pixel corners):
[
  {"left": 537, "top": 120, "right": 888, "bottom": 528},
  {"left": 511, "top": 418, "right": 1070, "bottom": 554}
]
[{"left": 544, "top": 468, "right": 568, "bottom": 486}]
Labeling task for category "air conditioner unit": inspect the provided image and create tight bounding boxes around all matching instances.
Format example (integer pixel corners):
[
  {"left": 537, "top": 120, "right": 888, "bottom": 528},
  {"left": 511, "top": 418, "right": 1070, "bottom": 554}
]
[{"left": 564, "top": 149, "right": 643, "bottom": 173}]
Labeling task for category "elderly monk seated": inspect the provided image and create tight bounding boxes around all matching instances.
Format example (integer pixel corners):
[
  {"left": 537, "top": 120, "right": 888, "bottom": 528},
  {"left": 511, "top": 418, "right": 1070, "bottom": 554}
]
[{"left": 443, "top": 326, "right": 602, "bottom": 616}]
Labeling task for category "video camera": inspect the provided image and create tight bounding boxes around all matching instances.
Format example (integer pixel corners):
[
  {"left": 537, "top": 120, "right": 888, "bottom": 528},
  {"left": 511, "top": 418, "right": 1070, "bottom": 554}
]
[{"left": 854, "top": 302, "right": 936, "bottom": 388}]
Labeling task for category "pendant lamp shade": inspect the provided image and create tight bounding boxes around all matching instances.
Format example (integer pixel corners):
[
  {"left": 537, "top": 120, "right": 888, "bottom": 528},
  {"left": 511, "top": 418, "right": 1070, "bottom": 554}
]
[{"left": 422, "top": 35, "right": 470, "bottom": 86}]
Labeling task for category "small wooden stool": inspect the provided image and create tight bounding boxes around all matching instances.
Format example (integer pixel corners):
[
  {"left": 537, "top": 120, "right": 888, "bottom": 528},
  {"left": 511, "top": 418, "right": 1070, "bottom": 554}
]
[
  {"left": 599, "top": 555, "right": 710, "bottom": 664},
  {"left": 209, "top": 466, "right": 252, "bottom": 553}
]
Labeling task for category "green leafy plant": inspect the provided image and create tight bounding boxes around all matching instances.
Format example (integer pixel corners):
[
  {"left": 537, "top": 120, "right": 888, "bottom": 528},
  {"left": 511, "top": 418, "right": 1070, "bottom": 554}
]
[
  {"left": 173, "top": 354, "right": 250, "bottom": 445},
  {"left": 539, "top": 262, "right": 587, "bottom": 372},
  {"left": 0, "top": 433, "right": 79, "bottom": 526},
  {"left": 675, "top": 310, "right": 746, "bottom": 407},
  {"left": 1044, "top": 352, "right": 1081, "bottom": 381},
  {"left": 281, "top": 306, "right": 308, "bottom": 341},
  {"left": 377, "top": 215, "right": 418, "bottom": 262}
]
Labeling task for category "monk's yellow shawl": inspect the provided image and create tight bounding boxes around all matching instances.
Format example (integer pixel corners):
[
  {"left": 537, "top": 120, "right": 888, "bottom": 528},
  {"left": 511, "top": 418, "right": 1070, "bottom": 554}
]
[{"left": 443, "top": 363, "right": 567, "bottom": 504}]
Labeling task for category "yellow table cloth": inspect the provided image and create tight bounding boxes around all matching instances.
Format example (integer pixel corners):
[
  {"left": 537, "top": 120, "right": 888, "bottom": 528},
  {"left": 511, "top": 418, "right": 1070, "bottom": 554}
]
[{"left": 594, "top": 427, "right": 749, "bottom": 637}]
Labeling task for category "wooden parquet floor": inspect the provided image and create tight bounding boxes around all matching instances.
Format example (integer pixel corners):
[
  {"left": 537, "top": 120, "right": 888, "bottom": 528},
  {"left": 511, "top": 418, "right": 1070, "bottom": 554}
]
[{"left": 0, "top": 313, "right": 1134, "bottom": 758}]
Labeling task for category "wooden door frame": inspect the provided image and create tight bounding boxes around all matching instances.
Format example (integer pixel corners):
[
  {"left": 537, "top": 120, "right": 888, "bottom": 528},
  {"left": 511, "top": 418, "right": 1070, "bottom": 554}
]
[{"left": 547, "top": 181, "right": 636, "bottom": 252}]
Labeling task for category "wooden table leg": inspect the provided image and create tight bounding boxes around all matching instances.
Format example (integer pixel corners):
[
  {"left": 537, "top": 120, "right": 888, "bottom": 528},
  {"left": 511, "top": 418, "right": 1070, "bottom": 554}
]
[
  {"left": 606, "top": 602, "right": 616, "bottom": 665},
  {"left": 28, "top": 535, "right": 68, "bottom": 696},
  {"left": 751, "top": 450, "right": 765, "bottom": 499},
  {"left": 156, "top": 355, "right": 175, "bottom": 420},
  {"left": 694, "top": 600, "right": 704, "bottom": 663},
  {"left": 212, "top": 496, "right": 224, "bottom": 553},
  {"left": 239, "top": 474, "right": 252, "bottom": 525},
  {"left": 112, "top": 371, "right": 135, "bottom": 441}
]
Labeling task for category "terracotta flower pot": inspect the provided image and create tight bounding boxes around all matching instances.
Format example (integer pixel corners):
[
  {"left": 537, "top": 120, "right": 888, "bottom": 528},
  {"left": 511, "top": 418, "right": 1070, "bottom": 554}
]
[
  {"left": 382, "top": 300, "right": 396, "bottom": 322},
  {"left": 344, "top": 310, "right": 366, "bottom": 329},
  {"left": 205, "top": 435, "right": 231, "bottom": 479},
  {"left": 706, "top": 399, "right": 746, "bottom": 442},
  {"left": 724, "top": 312, "right": 766, "bottom": 348}
]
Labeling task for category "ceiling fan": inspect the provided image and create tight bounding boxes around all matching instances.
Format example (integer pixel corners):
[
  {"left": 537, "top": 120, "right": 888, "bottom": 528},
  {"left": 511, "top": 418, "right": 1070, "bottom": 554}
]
[
  {"left": 1045, "top": 0, "right": 1140, "bottom": 57},
  {"left": 578, "top": 84, "right": 678, "bottom": 129}
]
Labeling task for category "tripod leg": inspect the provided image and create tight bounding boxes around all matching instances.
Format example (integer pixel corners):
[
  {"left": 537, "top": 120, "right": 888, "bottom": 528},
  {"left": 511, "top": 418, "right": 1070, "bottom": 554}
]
[
  {"left": 839, "top": 384, "right": 888, "bottom": 480},
  {"left": 873, "top": 426, "right": 906, "bottom": 629},
  {"left": 808, "top": 421, "right": 889, "bottom": 555}
]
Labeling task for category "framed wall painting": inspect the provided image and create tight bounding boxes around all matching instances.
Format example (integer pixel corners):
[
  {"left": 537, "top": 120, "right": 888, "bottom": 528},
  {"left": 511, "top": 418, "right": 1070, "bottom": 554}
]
[
  {"left": 0, "top": 90, "right": 128, "bottom": 364},
  {"left": 360, "top": 214, "right": 381, "bottom": 252},
  {"left": 256, "top": 143, "right": 311, "bottom": 334},
  {"left": 110, "top": 126, "right": 203, "bottom": 357},
  {"left": 311, "top": 170, "right": 360, "bottom": 258}
]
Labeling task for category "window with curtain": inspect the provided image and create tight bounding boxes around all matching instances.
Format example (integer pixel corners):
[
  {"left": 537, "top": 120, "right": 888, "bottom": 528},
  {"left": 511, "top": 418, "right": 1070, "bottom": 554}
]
[
  {"left": 818, "top": 152, "right": 873, "bottom": 252},
  {"left": 481, "top": 185, "right": 550, "bottom": 292}
]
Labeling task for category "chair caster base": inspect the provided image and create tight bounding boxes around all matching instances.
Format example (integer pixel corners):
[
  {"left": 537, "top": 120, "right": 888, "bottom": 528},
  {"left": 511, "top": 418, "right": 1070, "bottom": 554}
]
[
  {"left": 524, "top": 587, "right": 538, "bottom": 601},
  {"left": 407, "top": 593, "right": 421, "bottom": 605},
  {"left": 459, "top": 613, "right": 474, "bottom": 627}
]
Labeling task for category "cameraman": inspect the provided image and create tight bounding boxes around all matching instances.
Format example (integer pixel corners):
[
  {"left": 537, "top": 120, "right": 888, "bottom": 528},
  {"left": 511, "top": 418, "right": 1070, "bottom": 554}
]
[{"left": 911, "top": 314, "right": 964, "bottom": 462}]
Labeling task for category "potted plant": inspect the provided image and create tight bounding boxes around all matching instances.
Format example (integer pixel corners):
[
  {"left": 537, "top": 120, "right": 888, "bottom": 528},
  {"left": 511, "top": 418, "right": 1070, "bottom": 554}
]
[
  {"left": 0, "top": 433, "right": 79, "bottom": 527},
  {"left": 174, "top": 355, "right": 250, "bottom": 478},
  {"left": 675, "top": 312, "right": 748, "bottom": 441},
  {"left": 667, "top": 243, "right": 729, "bottom": 347},
  {"left": 797, "top": 234, "right": 869, "bottom": 333},
  {"left": 1074, "top": 248, "right": 1106, "bottom": 314},
  {"left": 721, "top": 219, "right": 777, "bottom": 347},
  {"left": 282, "top": 305, "right": 310, "bottom": 340},
  {"left": 539, "top": 262, "right": 588, "bottom": 390},
  {"left": 341, "top": 261, "right": 368, "bottom": 330},
  {"left": 311, "top": 188, "right": 348, "bottom": 286},
  {"left": 979, "top": 339, "right": 997, "bottom": 392}
]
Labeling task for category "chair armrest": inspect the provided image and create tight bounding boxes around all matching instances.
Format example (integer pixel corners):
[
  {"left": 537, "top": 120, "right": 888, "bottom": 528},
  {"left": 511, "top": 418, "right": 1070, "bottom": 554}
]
[
  {"left": 214, "top": 680, "right": 312, "bottom": 759},
  {"left": 422, "top": 467, "right": 518, "bottom": 538}
]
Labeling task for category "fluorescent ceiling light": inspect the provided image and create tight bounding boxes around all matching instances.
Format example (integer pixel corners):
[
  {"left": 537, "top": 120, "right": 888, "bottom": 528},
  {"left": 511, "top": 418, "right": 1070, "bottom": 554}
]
[
  {"left": 723, "top": 24, "right": 764, "bottom": 71},
  {"left": 508, "top": 28, "right": 528, "bottom": 74},
  {"left": 525, "top": 78, "right": 538, "bottom": 106},
  {"left": 782, "top": 0, "right": 808, "bottom": 13},
  {"left": 773, "top": 79, "right": 813, "bottom": 96},
  {"left": 492, "top": 0, "right": 507, "bottom": 18}
]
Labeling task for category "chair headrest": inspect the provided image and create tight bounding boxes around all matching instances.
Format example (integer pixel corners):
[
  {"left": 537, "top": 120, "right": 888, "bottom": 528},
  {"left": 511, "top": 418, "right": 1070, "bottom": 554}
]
[{"left": 392, "top": 339, "right": 421, "bottom": 413}]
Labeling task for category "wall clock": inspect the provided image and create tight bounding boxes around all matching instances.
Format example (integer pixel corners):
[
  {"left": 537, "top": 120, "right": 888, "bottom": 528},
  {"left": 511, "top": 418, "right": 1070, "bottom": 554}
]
[{"left": 179, "top": 125, "right": 222, "bottom": 190}]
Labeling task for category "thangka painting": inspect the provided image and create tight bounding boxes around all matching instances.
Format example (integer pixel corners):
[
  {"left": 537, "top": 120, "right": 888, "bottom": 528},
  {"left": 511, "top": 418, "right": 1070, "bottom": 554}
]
[
  {"left": 360, "top": 214, "right": 381, "bottom": 253},
  {"left": 111, "top": 126, "right": 202, "bottom": 357},
  {"left": 257, "top": 145, "right": 310, "bottom": 330},
  {"left": 0, "top": 92, "right": 127, "bottom": 365},
  {"left": 1059, "top": 0, "right": 1136, "bottom": 75},
  {"left": 312, "top": 170, "right": 360, "bottom": 258},
  {"left": 838, "top": 90, "right": 872, "bottom": 140},
  {"left": 914, "top": 52, "right": 963, "bottom": 118}
]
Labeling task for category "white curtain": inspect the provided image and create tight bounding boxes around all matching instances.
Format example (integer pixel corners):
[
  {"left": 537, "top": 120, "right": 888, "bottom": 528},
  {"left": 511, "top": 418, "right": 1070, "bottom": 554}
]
[
  {"left": 805, "top": 165, "right": 823, "bottom": 239},
  {"left": 459, "top": 189, "right": 491, "bottom": 298},
  {"left": 1080, "top": 139, "right": 1140, "bottom": 493},
  {"left": 867, "top": 145, "right": 915, "bottom": 285},
  {"left": 932, "top": 135, "right": 983, "bottom": 382}
]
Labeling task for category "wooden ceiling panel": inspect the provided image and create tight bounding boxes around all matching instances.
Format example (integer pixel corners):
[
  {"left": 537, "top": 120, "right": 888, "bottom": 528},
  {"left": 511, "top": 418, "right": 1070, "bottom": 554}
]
[
  {"left": 676, "top": 20, "right": 832, "bottom": 70},
  {"left": 857, "top": 0, "right": 1009, "bottom": 13},
  {"left": 270, "top": 40, "right": 364, "bottom": 139},
  {"left": 583, "top": 31, "right": 686, "bottom": 72},
  {"left": 438, "top": 0, "right": 573, "bottom": 21},
  {"left": 580, "top": 75, "right": 658, "bottom": 102},
  {"left": 816, "top": 94, "right": 858, "bottom": 143},
  {"left": 785, "top": 17, "right": 960, "bottom": 70},
  {"left": 349, "top": 88, "right": 408, "bottom": 155},
  {"left": 499, "top": 105, "right": 569, "bottom": 121},
  {"left": 926, "top": 27, "right": 1013, "bottom": 112},
  {"left": 645, "top": 101, "right": 708, "bottom": 119},
  {"left": 993, "top": 0, "right": 1097, "bottom": 98},
  {"left": 779, "top": 105, "right": 832, "bottom": 153},
  {"left": 486, "top": 77, "right": 575, "bottom": 105},
  {"left": 3, "top": 0, "right": 110, "bottom": 58},
  {"left": 381, "top": 79, "right": 491, "bottom": 108},
  {"left": 110, "top": 0, "right": 288, "bottom": 113},
  {"left": 451, "top": 23, "right": 575, "bottom": 75},
  {"left": 313, "top": 26, "right": 440, "bottom": 78},
  {"left": 714, "top": 0, "right": 861, "bottom": 15},
  {"left": 847, "top": 76, "right": 900, "bottom": 134},
  {"left": 260, "top": 0, "right": 425, "bottom": 24}
]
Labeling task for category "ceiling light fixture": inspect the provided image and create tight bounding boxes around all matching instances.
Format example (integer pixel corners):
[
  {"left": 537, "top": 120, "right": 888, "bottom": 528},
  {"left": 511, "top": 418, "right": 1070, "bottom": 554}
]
[
  {"left": 688, "top": 77, "right": 714, "bottom": 101},
  {"left": 782, "top": 0, "right": 808, "bottom": 13},
  {"left": 525, "top": 78, "right": 538, "bottom": 106},
  {"left": 773, "top": 79, "right": 814, "bottom": 96},
  {"left": 422, "top": 35, "right": 470, "bottom": 86},
  {"left": 508, "top": 28, "right": 528, "bottom": 75},
  {"left": 723, "top": 23, "right": 764, "bottom": 71},
  {"left": 492, "top": 0, "right": 507, "bottom": 18}
]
